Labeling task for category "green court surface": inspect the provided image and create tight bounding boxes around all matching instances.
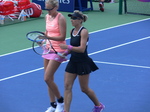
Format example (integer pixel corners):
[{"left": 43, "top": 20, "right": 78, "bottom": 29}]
[{"left": 0, "top": 2, "right": 149, "bottom": 55}]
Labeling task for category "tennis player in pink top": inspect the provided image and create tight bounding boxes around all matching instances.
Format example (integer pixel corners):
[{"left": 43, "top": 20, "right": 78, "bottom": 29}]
[{"left": 42, "top": 0, "right": 66, "bottom": 112}]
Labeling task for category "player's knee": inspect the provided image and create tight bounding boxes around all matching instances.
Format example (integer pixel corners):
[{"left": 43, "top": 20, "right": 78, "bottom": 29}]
[
  {"left": 44, "top": 75, "right": 54, "bottom": 84},
  {"left": 81, "top": 87, "right": 88, "bottom": 94},
  {"left": 64, "top": 83, "right": 72, "bottom": 91}
]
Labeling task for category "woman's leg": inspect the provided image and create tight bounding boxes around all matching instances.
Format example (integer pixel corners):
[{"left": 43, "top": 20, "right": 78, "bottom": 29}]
[
  {"left": 44, "top": 59, "right": 56, "bottom": 103},
  {"left": 44, "top": 59, "right": 61, "bottom": 99},
  {"left": 64, "top": 72, "right": 77, "bottom": 112},
  {"left": 78, "top": 74, "right": 100, "bottom": 106},
  {"left": 44, "top": 59, "right": 63, "bottom": 112},
  {"left": 99, "top": 0, "right": 104, "bottom": 12}
]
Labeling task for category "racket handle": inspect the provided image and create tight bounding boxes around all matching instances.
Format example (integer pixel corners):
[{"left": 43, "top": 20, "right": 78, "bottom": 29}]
[
  {"left": 63, "top": 50, "right": 70, "bottom": 56},
  {"left": 57, "top": 52, "right": 66, "bottom": 58}
]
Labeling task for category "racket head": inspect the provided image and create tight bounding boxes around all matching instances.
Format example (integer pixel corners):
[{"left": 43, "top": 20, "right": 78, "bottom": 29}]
[
  {"left": 26, "top": 31, "right": 45, "bottom": 42},
  {"left": 32, "top": 37, "right": 67, "bottom": 62},
  {"left": 32, "top": 37, "right": 51, "bottom": 55}
]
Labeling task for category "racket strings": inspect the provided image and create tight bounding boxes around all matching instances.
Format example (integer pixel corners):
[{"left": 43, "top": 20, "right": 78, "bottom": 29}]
[
  {"left": 27, "top": 31, "right": 60, "bottom": 55},
  {"left": 27, "top": 32, "right": 45, "bottom": 42},
  {"left": 47, "top": 39, "right": 58, "bottom": 54},
  {"left": 33, "top": 37, "right": 57, "bottom": 55}
]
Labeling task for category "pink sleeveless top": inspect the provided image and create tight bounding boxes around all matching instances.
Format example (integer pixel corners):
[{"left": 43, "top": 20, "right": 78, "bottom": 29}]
[{"left": 45, "top": 13, "right": 66, "bottom": 52}]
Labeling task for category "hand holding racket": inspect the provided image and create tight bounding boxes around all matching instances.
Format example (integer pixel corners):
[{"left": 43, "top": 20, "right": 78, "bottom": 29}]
[
  {"left": 59, "top": 44, "right": 73, "bottom": 56},
  {"left": 26, "top": 31, "right": 45, "bottom": 42},
  {"left": 26, "top": 31, "right": 67, "bottom": 59}
]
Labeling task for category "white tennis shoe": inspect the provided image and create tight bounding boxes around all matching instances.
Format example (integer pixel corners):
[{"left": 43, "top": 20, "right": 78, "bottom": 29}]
[
  {"left": 45, "top": 107, "right": 55, "bottom": 112},
  {"left": 55, "top": 102, "right": 64, "bottom": 112}
]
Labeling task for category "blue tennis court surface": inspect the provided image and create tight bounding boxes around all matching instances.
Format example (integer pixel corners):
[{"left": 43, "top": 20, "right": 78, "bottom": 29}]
[{"left": 1, "top": 18, "right": 150, "bottom": 112}]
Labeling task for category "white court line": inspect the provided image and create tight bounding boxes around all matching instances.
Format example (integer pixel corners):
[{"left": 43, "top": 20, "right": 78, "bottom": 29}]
[
  {"left": 1, "top": 18, "right": 150, "bottom": 57},
  {"left": 0, "top": 47, "right": 32, "bottom": 57},
  {"left": 90, "top": 18, "right": 150, "bottom": 34},
  {"left": 89, "top": 36, "right": 150, "bottom": 55},
  {"left": 94, "top": 61, "right": 150, "bottom": 69},
  {"left": 0, "top": 60, "right": 68, "bottom": 82},
  {"left": 1, "top": 36, "right": 150, "bottom": 82},
  {"left": 0, "top": 67, "right": 44, "bottom": 82}
]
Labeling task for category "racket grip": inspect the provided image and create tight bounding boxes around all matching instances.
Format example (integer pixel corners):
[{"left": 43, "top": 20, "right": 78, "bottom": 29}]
[
  {"left": 57, "top": 52, "right": 66, "bottom": 58},
  {"left": 63, "top": 50, "right": 70, "bottom": 56},
  {"left": 68, "top": 45, "right": 73, "bottom": 50}
]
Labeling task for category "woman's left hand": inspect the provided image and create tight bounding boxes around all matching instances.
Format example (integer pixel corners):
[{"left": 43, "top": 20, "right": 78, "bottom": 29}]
[{"left": 59, "top": 44, "right": 68, "bottom": 49}]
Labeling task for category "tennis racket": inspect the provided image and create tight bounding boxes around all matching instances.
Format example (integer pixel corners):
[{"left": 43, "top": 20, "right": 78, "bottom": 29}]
[{"left": 26, "top": 31, "right": 66, "bottom": 58}]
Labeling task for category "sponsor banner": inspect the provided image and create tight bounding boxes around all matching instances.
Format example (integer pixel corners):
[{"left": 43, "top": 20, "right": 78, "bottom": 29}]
[
  {"left": 58, "top": 0, "right": 74, "bottom": 12},
  {"left": 32, "top": 0, "right": 75, "bottom": 12}
]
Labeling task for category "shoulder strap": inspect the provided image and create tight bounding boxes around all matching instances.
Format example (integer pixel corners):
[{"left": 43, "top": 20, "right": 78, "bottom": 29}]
[
  {"left": 78, "top": 27, "right": 85, "bottom": 35},
  {"left": 71, "top": 28, "right": 75, "bottom": 36},
  {"left": 55, "top": 13, "right": 61, "bottom": 20}
]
